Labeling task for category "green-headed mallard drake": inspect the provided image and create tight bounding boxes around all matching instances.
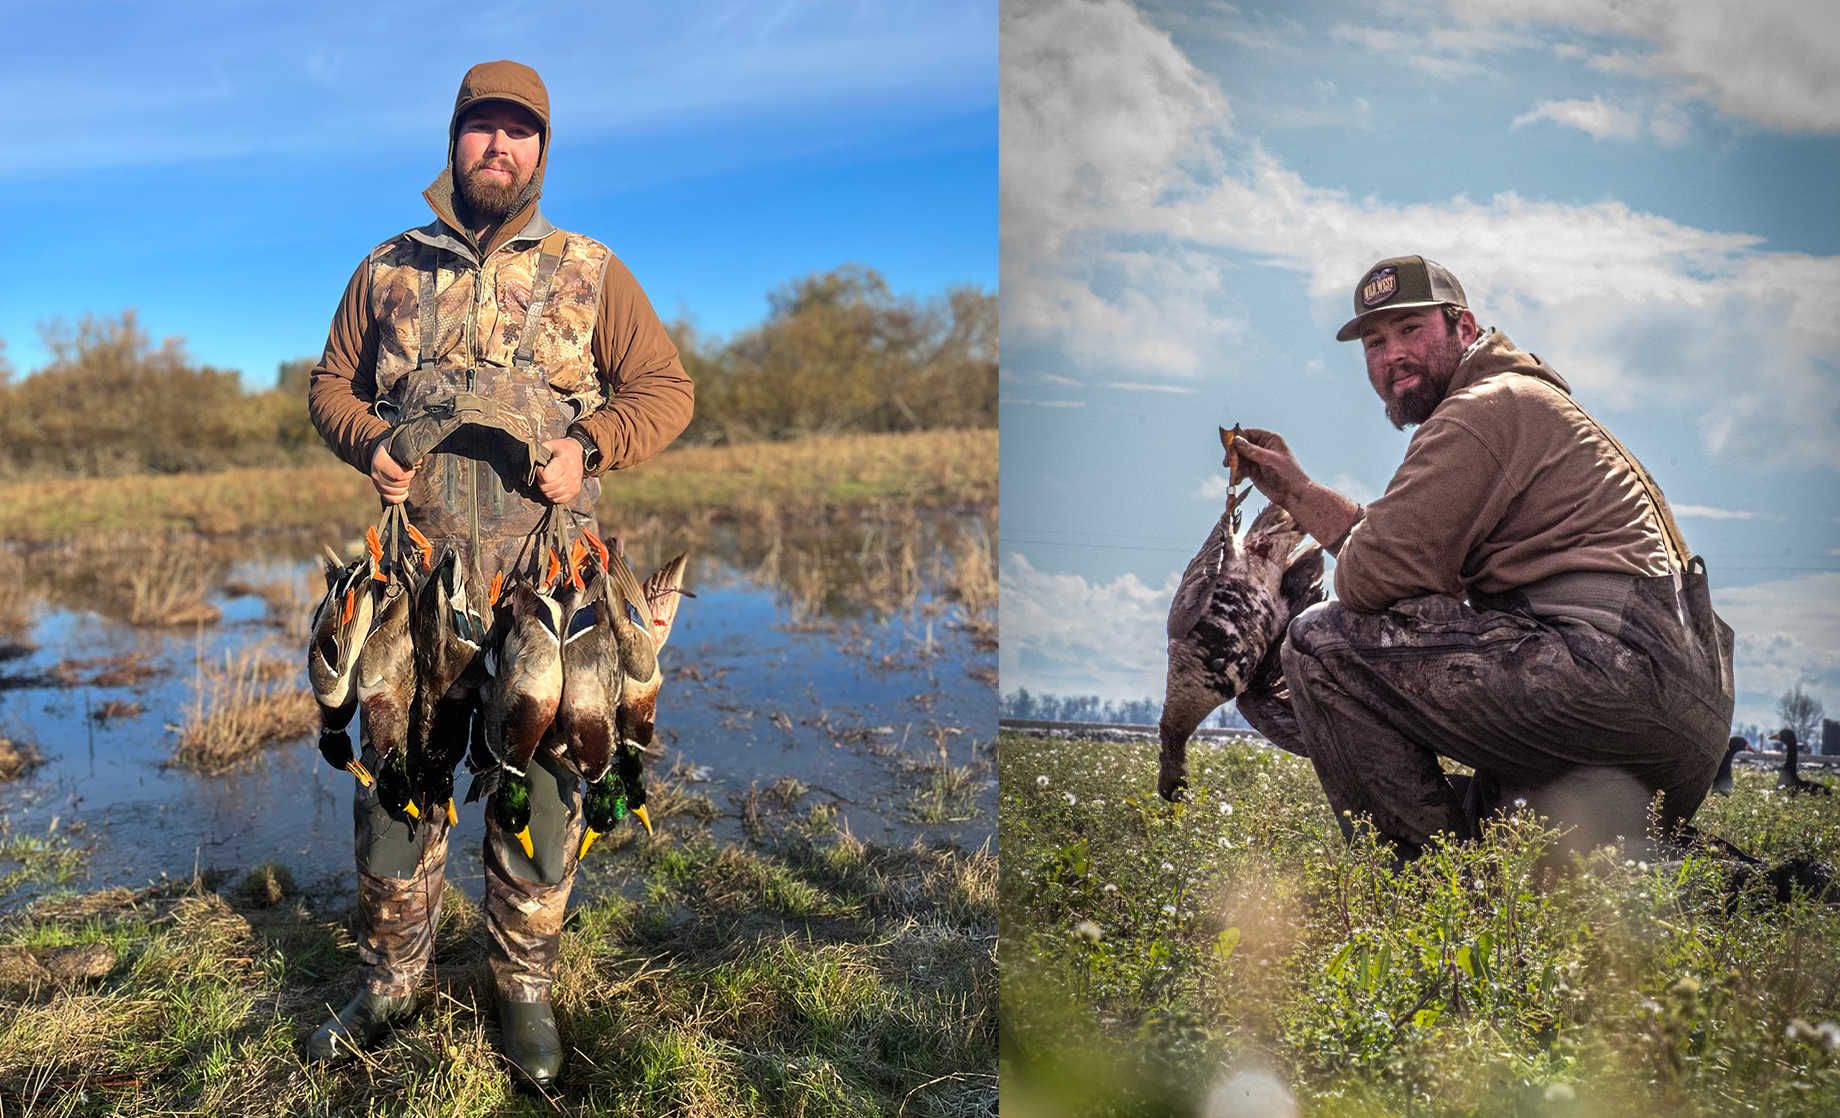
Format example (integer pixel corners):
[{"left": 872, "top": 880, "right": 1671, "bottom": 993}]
[
  {"left": 410, "top": 549, "right": 492, "bottom": 828},
  {"left": 1158, "top": 450, "right": 1322, "bottom": 802},
  {"left": 485, "top": 575, "right": 565, "bottom": 859},
  {"left": 308, "top": 547, "right": 378, "bottom": 786},
  {"left": 356, "top": 576, "right": 419, "bottom": 821}
]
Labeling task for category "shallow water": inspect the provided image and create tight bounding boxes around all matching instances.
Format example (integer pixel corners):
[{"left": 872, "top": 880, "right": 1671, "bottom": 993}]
[{"left": 0, "top": 510, "right": 995, "bottom": 902}]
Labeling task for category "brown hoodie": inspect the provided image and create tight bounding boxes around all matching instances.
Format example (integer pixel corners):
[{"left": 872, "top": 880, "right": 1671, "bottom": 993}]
[
  {"left": 1334, "top": 331, "right": 1674, "bottom": 613},
  {"left": 308, "top": 61, "right": 692, "bottom": 478}
]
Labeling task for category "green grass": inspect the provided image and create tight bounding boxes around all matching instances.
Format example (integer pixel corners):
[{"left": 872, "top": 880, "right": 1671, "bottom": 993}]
[
  {"left": 1000, "top": 731, "right": 1840, "bottom": 1118},
  {"left": 0, "top": 824, "right": 995, "bottom": 1116}
]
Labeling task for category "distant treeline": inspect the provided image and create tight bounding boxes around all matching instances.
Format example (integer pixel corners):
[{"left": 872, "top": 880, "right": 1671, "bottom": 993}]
[
  {"left": 0, "top": 266, "right": 995, "bottom": 480},
  {"left": 999, "top": 689, "right": 1250, "bottom": 730}
]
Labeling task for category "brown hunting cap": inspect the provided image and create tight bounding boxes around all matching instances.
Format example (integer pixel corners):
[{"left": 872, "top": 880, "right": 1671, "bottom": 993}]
[
  {"left": 1335, "top": 255, "right": 1467, "bottom": 341},
  {"left": 451, "top": 60, "right": 550, "bottom": 144}
]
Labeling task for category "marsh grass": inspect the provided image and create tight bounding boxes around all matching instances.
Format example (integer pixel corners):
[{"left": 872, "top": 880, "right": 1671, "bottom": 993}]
[
  {"left": 0, "top": 823, "right": 995, "bottom": 1116},
  {"left": 225, "top": 568, "right": 315, "bottom": 641},
  {"left": 0, "top": 734, "right": 43, "bottom": 783},
  {"left": 0, "top": 550, "right": 30, "bottom": 637},
  {"left": 0, "top": 429, "right": 997, "bottom": 545},
  {"left": 904, "top": 730, "right": 993, "bottom": 826},
  {"left": 1001, "top": 731, "right": 1840, "bottom": 1118},
  {"left": 170, "top": 646, "right": 316, "bottom": 773}
]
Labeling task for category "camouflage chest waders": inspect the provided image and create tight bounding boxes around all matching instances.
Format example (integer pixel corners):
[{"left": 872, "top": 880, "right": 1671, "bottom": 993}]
[{"left": 353, "top": 214, "right": 615, "bottom": 1004}]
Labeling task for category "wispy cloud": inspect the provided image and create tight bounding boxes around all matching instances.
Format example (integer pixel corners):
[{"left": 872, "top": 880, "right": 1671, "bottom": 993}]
[
  {"left": 1101, "top": 382, "right": 1198, "bottom": 394},
  {"left": 1714, "top": 572, "right": 1840, "bottom": 728},
  {"left": 1002, "top": 397, "right": 1087, "bottom": 408},
  {"left": 1512, "top": 96, "right": 1643, "bottom": 140},
  {"left": 1674, "top": 505, "right": 1789, "bottom": 521}
]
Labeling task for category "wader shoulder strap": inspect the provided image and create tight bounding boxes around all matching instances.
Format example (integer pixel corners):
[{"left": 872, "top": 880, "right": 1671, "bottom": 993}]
[
  {"left": 512, "top": 229, "right": 570, "bottom": 368},
  {"left": 1564, "top": 399, "right": 1693, "bottom": 571},
  {"left": 415, "top": 246, "right": 440, "bottom": 371}
]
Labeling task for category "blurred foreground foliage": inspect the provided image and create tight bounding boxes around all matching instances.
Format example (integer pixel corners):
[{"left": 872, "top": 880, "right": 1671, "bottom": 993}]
[
  {"left": 0, "top": 266, "right": 994, "bottom": 480},
  {"left": 1001, "top": 731, "right": 1840, "bottom": 1118}
]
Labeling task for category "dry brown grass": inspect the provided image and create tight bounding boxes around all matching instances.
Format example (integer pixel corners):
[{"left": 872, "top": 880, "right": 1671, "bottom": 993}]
[
  {"left": 224, "top": 569, "right": 314, "bottom": 641},
  {"left": 0, "top": 550, "right": 30, "bottom": 637},
  {"left": 0, "top": 734, "right": 41, "bottom": 782},
  {"left": 170, "top": 646, "right": 315, "bottom": 773},
  {"left": 0, "top": 428, "right": 997, "bottom": 544}
]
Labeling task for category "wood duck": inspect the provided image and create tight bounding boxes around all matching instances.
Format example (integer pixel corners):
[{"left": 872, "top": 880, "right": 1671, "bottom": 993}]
[
  {"left": 1772, "top": 728, "right": 1832, "bottom": 796},
  {"left": 485, "top": 576, "right": 565, "bottom": 859},
  {"left": 1158, "top": 453, "right": 1322, "bottom": 801},
  {"left": 1712, "top": 735, "right": 1752, "bottom": 795},
  {"left": 308, "top": 548, "right": 378, "bottom": 786}
]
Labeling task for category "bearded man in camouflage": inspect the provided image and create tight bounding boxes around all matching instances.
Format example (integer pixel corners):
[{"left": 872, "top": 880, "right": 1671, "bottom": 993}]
[
  {"left": 1213, "top": 256, "right": 1733, "bottom": 867},
  {"left": 304, "top": 61, "right": 693, "bottom": 1087}
]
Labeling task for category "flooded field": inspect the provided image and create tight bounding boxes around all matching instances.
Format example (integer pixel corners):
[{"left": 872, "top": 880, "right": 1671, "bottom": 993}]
[{"left": 0, "top": 504, "right": 996, "bottom": 905}]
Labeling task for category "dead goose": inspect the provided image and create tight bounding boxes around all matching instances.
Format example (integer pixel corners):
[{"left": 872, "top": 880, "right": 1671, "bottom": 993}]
[
  {"left": 307, "top": 547, "right": 378, "bottom": 786},
  {"left": 1772, "top": 728, "right": 1832, "bottom": 796},
  {"left": 484, "top": 575, "right": 566, "bottom": 859},
  {"left": 1158, "top": 433, "right": 1323, "bottom": 801}
]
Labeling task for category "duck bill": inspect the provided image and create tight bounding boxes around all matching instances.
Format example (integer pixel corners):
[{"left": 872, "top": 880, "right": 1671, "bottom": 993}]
[
  {"left": 345, "top": 760, "right": 375, "bottom": 787},
  {"left": 515, "top": 826, "right": 535, "bottom": 860},
  {"left": 403, "top": 799, "right": 421, "bottom": 820},
  {"left": 578, "top": 828, "right": 601, "bottom": 860},
  {"left": 633, "top": 804, "right": 654, "bottom": 837},
  {"left": 445, "top": 798, "right": 458, "bottom": 827}
]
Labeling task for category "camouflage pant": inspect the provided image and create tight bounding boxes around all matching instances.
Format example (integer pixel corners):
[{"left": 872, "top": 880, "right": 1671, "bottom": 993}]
[
  {"left": 1237, "top": 574, "right": 1728, "bottom": 859},
  {"left": 353, "top": 746, "right": 585, "bottom": 1002}
]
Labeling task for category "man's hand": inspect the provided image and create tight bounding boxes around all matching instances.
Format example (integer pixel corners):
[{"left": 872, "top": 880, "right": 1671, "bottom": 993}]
[
  {"left": 535, "top": 437, "right": 584, "bottom": 504},
  {"left": 1231, "top": 427, "right": 1363, "bottom": 549},
  {"left": 371, "top": 443, "right": 416, "bottom": 505}
]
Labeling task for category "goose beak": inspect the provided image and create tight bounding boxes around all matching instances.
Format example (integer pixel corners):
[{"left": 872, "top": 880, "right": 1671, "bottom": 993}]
[
  {"left": 345, "top": 760, "right": 375, "bottom": 787},
  {"left": 578, "top": 828, "right": 600, "bottom": 860},
  {"left": 515, "top": 826, "right": 535, "bottom": 860},
  {"left": 633, "top": 804, "right": 654, "bottom": 837},
  {"left": 445, "top": 798, "right": 458, "bottom": 827},
  {"left": 403, "top": 800, "right": 421, "bottom": 820}
]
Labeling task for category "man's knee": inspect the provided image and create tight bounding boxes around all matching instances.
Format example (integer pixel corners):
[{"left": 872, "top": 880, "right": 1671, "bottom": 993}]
[{"left": 1285, "top": 599, "right": 1353, "bottom": 659}]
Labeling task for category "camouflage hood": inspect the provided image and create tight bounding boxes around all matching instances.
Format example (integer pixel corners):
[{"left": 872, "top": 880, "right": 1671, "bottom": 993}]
[{"left": 423, "top": 60, "right": 551, "bottom": 255}]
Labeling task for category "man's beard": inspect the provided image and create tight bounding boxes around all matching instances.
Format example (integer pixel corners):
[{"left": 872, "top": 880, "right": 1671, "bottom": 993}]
[
  {"left": 1384, "top": 330, "right": 1465, "bottom": 430},
  {"left": 455, "top": 157, "right": 529, "bottom": 225}
]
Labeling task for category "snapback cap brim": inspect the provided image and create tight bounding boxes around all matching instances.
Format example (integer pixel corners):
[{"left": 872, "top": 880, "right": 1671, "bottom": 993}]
[{"left": 1335, "top": 300, "right": 1449, "bottom": 343}]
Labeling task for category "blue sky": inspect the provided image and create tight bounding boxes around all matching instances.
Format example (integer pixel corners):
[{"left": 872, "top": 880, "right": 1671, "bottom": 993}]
[
  {"left": 1000, "top": 0, "right": 1840, "bottom": 732},
  {"left": 0, "top": 1, "right": 996, "bottom": 384}
]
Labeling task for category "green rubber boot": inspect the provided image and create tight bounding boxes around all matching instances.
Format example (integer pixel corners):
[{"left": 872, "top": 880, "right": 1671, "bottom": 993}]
[
  {"left": 497, "top": 997, "right": 564, "bottom": 1090},
  {"left": 306, "top": 989, "right": 418, "bottom": 1064}
]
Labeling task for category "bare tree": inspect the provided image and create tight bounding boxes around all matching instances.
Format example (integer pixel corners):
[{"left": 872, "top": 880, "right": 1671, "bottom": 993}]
[{"left": 1777, "top": 684, "right": 1825, "bottom": 747}]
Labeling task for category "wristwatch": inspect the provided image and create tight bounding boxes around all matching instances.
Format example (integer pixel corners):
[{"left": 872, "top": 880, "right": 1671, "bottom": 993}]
[{"left": 568, "top": 428, "right": 601, "bottom": 472}]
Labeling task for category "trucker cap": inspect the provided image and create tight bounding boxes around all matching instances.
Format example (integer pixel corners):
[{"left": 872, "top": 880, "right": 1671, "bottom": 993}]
[{"left": 1335, "top": 256, "right": 1467, "bottom": 342}]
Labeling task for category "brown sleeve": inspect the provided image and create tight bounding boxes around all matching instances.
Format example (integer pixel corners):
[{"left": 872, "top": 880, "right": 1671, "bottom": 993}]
[
  {"left": 307, "top": 257, "right": 392, "bottom": 473},
  {"left": 1333, "top": 417, "right": 1510, "bottom": 613},
  {"left": 572, "top": 253, "right": 694, "bottom": 475}
]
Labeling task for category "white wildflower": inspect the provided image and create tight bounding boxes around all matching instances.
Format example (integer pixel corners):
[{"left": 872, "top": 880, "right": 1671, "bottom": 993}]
[
  {"left": 1161, "top": 861, "right": 1175, "bottom": 872},
  {"left": 1161, "top": 904, "right": 1177, "bottom": 916},
  {"left": 1103, "top": 883, "right": 1118, "bottom": 894},
  {"left": 1065, "top": 792, "right": 1078, "bottom": 806},
  {"left": 1074, "top": 920, "right": 1104, "bottom": 943},
  {"left": 1037, "top": 775, "right": 1050, "bottom": 787}
]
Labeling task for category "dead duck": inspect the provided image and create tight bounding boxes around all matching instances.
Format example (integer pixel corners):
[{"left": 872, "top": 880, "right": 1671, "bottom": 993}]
[
  {"left": 1712, "top": 736, "right": 1753, "bottom": 796},
  {"left": 307, "top": 547, "right": 378, "bottom": 786},
  {"left": 1772, "top": 728, "right": 1832, "bottom": 796},
  {"left": 484, "top": 575, "right": 566, "bottom": 859},
  {"left": 356, "top": 577, "right": 419, "bottom": 820},
  {"left": 1158, "top": 433, "right": 1323, "bottom": 801},
  {"left": 409, "top": 549, "right": 492, "bottom": 828},
  {"left": 573, "top": 550, "right": 686, "bottom": 857}
]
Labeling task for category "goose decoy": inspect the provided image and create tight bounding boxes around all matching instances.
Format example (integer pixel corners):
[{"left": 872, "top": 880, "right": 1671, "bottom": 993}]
[
  {"left": 1772, "top": 728, "right": 1832, "bottom": 796},
  {"left": 308, "top": 547, "right": 378, "bottom": 786},
  {"left": 356, "top": 577, "right": 419, "bottom": 820},
  {"left": 1158, "top": 431, "right": 1323, "bottom": 801},
  {"left": 1712, "top": 736, "right": 1753, "bottom": 795},
  {"left": 484, "top": 576, "right": 566, "bottom": 859}
]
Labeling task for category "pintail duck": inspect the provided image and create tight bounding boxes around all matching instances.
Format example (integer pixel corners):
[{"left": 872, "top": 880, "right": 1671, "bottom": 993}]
[
  {"left": 1158, "top": 430, "right": 1323, "bottom": 801},
  {"left": 1772, "top": 728, "right": 1831, "bottom": 796}
]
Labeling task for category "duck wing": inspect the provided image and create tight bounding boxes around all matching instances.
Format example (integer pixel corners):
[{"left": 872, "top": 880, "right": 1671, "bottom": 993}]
[{"left": 1168, "top": 507, "right": 1236, "bottom": 641}]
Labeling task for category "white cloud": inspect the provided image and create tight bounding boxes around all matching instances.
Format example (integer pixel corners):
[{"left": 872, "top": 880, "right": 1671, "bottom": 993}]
[
  {"left": 1450, "top": 0, "right": 1840, "bottom": 133},
  {"left": 1002, "top": 397, "right": 1087, "bottom": 408},
  {"left": 1511, "top": 96, "right": 1643, "bottom": 140},
  {"left": 1000, "top": 552, "right": 1178, "bottom": 700},
  {"left": 1674, "top": 505, "right": 1788, "bottom": 521},
  {"left": 1001, "top": 0, "right": 1840, "bottom": 469},
  {"left": 1714, "top": 573, "right": 1840, "bottom": 728},
  {"left": 1101, "top": 382, "right": 1198, "bottom": 394}
]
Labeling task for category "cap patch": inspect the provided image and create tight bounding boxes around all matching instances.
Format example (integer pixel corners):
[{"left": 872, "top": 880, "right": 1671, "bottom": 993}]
[{"left": 1361, "top": 267, "right": 1398, "bottom": 308}]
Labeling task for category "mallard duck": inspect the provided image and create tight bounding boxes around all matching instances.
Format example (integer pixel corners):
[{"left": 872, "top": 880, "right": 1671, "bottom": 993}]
[
  {"left": 308, "top": 548, "right": 378, "bottom": 785},
  {"left": 1158, "top": 469, "right": 1322, "bottom": 801},
  {"left": 410, "top": 549, "right": 492, "bottom": 827},
  {"left": 484, "top": 576, "right": 565, "bottom": 858},
  {"left": 1712, "top": 736, "right": 1752, "bottom": 796},
  {"left": 356, "top": 578, "right": 419, "bottom": 820},
  {"left": 1772, "top": 728, "right": 1832, "bottom": 796}
]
